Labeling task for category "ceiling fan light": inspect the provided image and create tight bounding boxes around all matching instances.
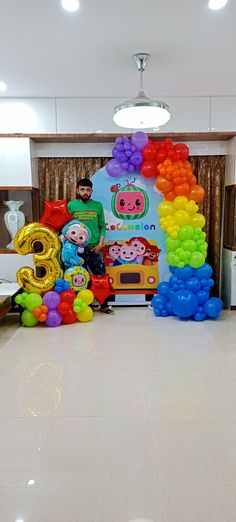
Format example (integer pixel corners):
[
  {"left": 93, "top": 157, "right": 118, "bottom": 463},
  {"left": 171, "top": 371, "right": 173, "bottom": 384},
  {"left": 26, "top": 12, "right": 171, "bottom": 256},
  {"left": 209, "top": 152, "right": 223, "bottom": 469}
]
[{"left": 113, "top": 99, "right": 170, "bottom": 129}]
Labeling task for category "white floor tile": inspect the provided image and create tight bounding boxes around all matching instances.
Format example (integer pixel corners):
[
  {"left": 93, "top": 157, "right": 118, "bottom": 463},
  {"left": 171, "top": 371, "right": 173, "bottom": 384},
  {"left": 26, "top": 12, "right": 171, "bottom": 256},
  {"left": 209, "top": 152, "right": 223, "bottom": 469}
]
[{"left": 0, "top": 487, "right": 24, "bottom": 522}]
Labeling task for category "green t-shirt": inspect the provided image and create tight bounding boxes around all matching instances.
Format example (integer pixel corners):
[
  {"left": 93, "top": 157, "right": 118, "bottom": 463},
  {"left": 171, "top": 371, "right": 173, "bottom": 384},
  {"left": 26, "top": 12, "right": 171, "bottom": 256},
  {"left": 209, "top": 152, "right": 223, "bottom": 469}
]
[{"left": 67, "top": 199, "right": 106, "bottom": 247}]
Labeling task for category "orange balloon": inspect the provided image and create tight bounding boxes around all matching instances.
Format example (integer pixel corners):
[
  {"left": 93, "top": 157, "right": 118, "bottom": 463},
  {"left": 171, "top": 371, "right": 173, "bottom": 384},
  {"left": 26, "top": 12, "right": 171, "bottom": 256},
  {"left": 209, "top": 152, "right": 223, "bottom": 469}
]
[
  {"left": 33, "top": 307, "right": 41, "bottom": 318},
  {"left": 175, "top": 183, "right": 190, "bottom": 196},
  {"left": 165, "top": 190, "right": 176, "bottom": 201},
  {"left": 188, "top": 184, "right": 205, "bottom": 203},
  {"left": 156, "top": 176, "right": 173, "bottom": 193}
]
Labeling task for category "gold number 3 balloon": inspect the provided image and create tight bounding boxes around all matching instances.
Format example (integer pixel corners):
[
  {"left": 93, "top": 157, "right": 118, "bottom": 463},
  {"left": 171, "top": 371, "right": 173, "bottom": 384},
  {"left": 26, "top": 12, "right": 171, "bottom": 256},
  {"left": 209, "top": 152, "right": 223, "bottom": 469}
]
[{"left": 14, "top": 223, "right": 62, "bottom": 294}]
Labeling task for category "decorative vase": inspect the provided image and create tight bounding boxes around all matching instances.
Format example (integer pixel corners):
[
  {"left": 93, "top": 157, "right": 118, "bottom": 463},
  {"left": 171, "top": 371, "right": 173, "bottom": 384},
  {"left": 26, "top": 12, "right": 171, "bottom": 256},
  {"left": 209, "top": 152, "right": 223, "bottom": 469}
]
[{"left": 4, "top": 200, "right": 25, "bottom": 250}]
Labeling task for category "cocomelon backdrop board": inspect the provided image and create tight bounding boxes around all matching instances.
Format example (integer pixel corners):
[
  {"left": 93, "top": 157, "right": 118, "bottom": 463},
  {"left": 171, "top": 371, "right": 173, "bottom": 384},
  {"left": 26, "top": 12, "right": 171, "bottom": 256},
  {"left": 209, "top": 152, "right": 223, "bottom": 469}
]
[{"left": 91, "top": 168, "right": 169, "bottom": 305}]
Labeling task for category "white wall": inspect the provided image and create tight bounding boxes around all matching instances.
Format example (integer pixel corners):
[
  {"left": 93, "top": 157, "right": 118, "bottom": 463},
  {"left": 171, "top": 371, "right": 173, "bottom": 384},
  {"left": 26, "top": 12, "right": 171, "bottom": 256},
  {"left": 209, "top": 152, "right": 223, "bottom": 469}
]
[
  {"left": 1, "top": 96, "right": 236, "bottom": 134},
  {"left": 0, "top": 138, "right": 38, "bottom": 188}
]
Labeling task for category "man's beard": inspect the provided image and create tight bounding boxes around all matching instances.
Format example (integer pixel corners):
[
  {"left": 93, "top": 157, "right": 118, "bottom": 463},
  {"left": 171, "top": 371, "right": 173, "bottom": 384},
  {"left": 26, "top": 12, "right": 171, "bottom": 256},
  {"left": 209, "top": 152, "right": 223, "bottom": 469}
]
[{"left": 79, "top": 194, "right": 90, "bottom": 202}]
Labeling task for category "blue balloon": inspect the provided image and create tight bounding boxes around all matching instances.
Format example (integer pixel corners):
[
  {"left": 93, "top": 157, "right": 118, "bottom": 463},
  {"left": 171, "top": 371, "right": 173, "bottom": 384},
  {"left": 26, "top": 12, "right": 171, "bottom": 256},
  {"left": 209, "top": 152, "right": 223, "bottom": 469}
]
[
  {"left": 209, "top": 278, "right": 215, "bottom": 287},
  {"left": 154, "top": 308, "right": 161, "bottom": 317},
  {"left": 174, "top": 265, "right": 193, "bottom": 280},
  {"left": 166, "top": 301, "right": 174, "bottom": 315},
  {"left": 170, "top": 275, "right": 179, "bottom": 287},
  {"left": 185, "top": 277, "right": 201, "bottom": 294},
  {"left": 204, "top": 297, "right": 223, "bottom": 318},
  {"left": 161, "top": 309, "right": 169, "bottom": 317},
  {"left": 194, "top": 312, "right": 206, "bottom": 322},
  {"left": 171, "top": 289, "right": 198, "bottom": 318},
  {"left": 194, "top": 263, "right": 213, "bottom": 280},
  {"left": 157, "top": 282, "right": 170, "bottom": 296},
  {"left": 196, "top": 290, "right": 209, "bottom": 304},
  {"left": 151, "top": 295, "right": 166, "bottom": 311}
]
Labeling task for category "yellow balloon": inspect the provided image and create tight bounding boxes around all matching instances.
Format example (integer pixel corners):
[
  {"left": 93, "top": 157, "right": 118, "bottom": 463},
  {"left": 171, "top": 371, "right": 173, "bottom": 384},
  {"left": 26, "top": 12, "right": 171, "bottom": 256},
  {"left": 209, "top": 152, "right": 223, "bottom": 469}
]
[
  {"left": 173, "top": 196, "right": 188, "bottom": 210},
  {"left": 174, "top": 210, "right": 190, "bottom": 226},
  {"left": 77, "top": 306, "right": 93, "bottom": 323},
  {"left": 158, "top": 200, "right": 174, "bottom": 217},
  {"left": 185, "top": 200, "right": 198, "bottom": 215},
  {"left": 77, "top": 289, "right": 94, "bottom": 305},
  {"left": 14, "top": 223, "right": 62, "bottom": 294},
  {"left": 190, "top": 213, "right": 206, "bottom": 229}
]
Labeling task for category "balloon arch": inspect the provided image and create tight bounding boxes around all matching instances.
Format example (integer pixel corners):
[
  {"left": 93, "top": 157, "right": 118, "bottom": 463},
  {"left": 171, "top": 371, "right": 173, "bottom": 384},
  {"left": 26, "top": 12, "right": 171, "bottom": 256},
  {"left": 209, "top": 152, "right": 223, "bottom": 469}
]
[{"left": 14, "top": 132, "right": 222, "bottom": 327}]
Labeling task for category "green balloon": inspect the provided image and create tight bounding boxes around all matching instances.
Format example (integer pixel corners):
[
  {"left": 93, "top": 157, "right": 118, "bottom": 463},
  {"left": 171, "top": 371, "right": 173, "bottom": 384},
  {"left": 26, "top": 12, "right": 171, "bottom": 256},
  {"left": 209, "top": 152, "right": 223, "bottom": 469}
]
[
  {"left": 25, "top": 293, "right": 42, "bottom": 311},
  {"left": 166, "top": 237, "right": 181, "bottom": 252},
  {"left": 189, "top": 251, "right": 205, "bottom": 268},
  {"left": 181, "top": 239, "right": 196, "bottom": 253},
  {"left": 179, "top": 225, "right": 194, "bottom": 241},
  {"left": 167, "top": 252, "right": 176, "bottom": 265},
  {"left": 21, "top": 309, "right": 38, "bottom": 327},
  {"left": 80, "top": 302, "right": 88, "bottom": 312}
]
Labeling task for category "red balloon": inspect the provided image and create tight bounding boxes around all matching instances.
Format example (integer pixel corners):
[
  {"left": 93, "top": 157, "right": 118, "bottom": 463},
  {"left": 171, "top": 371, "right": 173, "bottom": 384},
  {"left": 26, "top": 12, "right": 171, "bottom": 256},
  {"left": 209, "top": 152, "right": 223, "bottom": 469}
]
[
  {"left": 156, "top": 150, "right": 167, "bottom": 164},
  {"left": 60, "top": 288, "right": 76, "bottom": 304},
  {"left": 57, "top": 301, "right": 71, "bottom": 315},
  {"left": 40, "top": 200, "right": 73, "bottom": 231},
  {"left": 142, "top": 144, "right": 157, "bottom": 161},
  {"left": 62, "top": 309, "right": 77, "bottom": 324},
  {"left": 141, "top": 161, "right": 157, "bottom": 178},
  {"left": 174, "top": 143, "right": 189, "bottom": 161},
  {"left": 90, "top": 274, "right": 113, "bottom": 305}
]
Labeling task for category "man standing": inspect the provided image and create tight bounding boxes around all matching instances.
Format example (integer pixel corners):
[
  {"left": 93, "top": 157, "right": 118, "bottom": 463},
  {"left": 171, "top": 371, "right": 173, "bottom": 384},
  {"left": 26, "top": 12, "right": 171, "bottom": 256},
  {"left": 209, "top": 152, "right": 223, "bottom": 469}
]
[{"left": 67, "top": 178, "right": 114, "bottom": 314}]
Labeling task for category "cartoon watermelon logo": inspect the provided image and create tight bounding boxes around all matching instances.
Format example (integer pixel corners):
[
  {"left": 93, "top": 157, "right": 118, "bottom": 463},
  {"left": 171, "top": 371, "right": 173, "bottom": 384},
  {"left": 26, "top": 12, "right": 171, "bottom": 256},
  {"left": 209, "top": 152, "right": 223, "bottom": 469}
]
[{"left": 111, "top": 180, "right": 149, "bottom": 220}]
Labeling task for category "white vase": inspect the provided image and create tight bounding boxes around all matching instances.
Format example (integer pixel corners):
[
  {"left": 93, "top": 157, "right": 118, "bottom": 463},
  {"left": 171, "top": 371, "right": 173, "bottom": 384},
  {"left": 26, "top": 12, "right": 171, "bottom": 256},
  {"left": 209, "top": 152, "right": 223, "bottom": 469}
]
[{"left": 4, "top": 200, "right": 25, "bottom": 250}]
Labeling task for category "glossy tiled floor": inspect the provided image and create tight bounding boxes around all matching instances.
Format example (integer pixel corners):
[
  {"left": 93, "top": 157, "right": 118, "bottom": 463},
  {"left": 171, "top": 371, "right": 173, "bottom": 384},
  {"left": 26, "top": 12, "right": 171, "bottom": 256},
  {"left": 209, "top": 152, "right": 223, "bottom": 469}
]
[{"left": 0, "top": 308, "right": 236, "bottom": 522}]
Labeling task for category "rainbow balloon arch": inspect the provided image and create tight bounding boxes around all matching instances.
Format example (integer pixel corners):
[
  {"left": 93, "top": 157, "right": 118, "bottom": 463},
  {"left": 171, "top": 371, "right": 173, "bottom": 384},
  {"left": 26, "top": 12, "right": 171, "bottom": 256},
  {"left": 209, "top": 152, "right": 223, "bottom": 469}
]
[
  {"left": 13, "top": 132, "right": 223, "bottom": 327},
  {"left": 106, "top": 132, "right": 223, "bottom": 322}
]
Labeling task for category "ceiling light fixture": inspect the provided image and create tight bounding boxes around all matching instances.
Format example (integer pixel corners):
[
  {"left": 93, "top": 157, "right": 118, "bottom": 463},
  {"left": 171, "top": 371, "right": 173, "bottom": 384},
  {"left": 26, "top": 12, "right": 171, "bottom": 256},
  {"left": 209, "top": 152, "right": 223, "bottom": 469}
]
[
  {"left": 208, "top": 0, "right": 228, "bottom": 9},
  {"left": 113, "top": 53, "right": 170, "bottom": 129},
  {"left": 0, "top": 81, "right": 7, "bottom": 92},
  {"left": 61, "top": 0, "right": 80, "bottom": 12}
]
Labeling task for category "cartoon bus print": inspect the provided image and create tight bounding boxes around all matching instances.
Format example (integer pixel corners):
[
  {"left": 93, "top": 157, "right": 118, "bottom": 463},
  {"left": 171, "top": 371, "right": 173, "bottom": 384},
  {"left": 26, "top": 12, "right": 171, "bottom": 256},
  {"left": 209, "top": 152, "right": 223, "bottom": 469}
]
[{"left": 102, "top": 238, "right": 161, "bottom": 293}]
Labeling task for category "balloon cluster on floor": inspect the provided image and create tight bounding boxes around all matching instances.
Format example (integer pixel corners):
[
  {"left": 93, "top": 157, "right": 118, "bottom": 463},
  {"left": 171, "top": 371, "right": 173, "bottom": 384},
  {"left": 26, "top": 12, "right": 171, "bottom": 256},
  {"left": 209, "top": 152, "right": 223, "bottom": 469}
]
[
  {"left": 13, "top": 200, "right": 113, "bottom": 327},
  {"left": 107, "top": 131, "right": 223, "bottom": 321}
]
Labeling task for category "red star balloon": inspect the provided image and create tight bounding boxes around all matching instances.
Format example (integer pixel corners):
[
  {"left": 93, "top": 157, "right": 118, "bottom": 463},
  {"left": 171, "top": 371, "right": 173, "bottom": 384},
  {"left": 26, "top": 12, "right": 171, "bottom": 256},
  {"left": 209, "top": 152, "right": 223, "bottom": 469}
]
[
  {"left": 40, "top": 200, "right": 73, "bottom": 231},
  {"left": 90, "top": 274, "right": 114, "bottom": 305}
]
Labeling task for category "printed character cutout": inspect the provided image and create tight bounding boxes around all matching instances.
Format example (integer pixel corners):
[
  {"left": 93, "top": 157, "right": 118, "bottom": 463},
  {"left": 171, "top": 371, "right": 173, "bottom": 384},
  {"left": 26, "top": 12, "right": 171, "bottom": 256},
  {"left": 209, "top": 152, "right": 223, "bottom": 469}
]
[
  {"left": 127, "top": 237, "right": 150, "bottom": 264},
  {"left": 113, "top": 244, "right": 138, "bottom": 266},
  {"left": 60, "top": 219, "right": 91, "bottom": 268},
  {"left": 102, "top": 241, "right": 122, "bottom": 266},
  {"left": 111, "top": 180, "right": 149, "bottom": 220},
  {"left": 142, "top": 245, "right": 161, "bottom": 265}
]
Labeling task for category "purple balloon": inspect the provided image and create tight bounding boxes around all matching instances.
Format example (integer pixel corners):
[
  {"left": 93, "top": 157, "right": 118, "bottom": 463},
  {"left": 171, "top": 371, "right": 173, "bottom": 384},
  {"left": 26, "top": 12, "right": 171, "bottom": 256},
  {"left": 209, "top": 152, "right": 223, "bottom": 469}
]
[
  {"left": 125, "top": 150, "right": 132, "bottom": 157},
  {"left": 43, "top": 291, "right": 61, "bottom": 310},
  {"left": 124, "top": 142, "right": 131, "bottom": 151},
  {"left": 123, "top": 136, "right": 129, "bottom": 142},
  {"left": 130, "top": 145, "right": 136, "bottom": 153},
  {"left": 106, "top": 159, "right": 123, "bottom": 178},
  {"left": 112, "top": 147, "right": 118, "bottom": 157},
  {"left": 130, "top": 150, "right": 143, "bottom": 167},
  {"left": 131, "top": 131, "right": 148, "bottom": 150},
  {"left": 121, "top": 161, "right": 129, "bottom": 171},
  {"left": 117, "top": 144, "right": 124, "bottom": 151},
  {"left": 128, "top": 164, "right": 135, "bottom": 172},
  {"left": 116, "top": 152, "right": 127, "bottom": 163},
  {"left": 45, "top": 310, "right": 62, "bottom": 327},
  {"left": 115, "top": 137, "right": 123, "bottom": 145}
]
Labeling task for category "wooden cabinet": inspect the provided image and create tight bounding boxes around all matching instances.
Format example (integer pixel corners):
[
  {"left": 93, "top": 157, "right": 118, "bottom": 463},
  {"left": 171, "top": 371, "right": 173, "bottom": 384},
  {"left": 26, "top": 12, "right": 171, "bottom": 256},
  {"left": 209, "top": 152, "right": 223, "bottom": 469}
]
[{"left": 224, "top": 185, "right": 236, "bottom": 250}]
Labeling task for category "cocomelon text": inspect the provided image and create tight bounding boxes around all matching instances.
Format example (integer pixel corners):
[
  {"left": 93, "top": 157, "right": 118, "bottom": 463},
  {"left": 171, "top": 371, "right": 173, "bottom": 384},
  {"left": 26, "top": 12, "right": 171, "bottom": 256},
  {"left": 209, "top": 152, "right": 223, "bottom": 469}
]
[{"left": 106, "top": 222, "right": 156, "bottom": 231}]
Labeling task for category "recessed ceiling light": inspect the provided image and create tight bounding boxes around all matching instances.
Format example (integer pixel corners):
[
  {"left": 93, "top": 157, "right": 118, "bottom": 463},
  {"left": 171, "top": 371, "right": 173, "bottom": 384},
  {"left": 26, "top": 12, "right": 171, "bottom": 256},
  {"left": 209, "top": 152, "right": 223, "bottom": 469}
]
[
  {"left": 0, "top": 81, "right": 7, "bottom": 92},
  {"left": 27, "top": 479, "right": 35, "bottom": 486},
  {"left": 208, "top": 0, "right": 228, "bottom": 9},
  {"left": 61, "top": 0, "right": 80, "bottom": 12}
]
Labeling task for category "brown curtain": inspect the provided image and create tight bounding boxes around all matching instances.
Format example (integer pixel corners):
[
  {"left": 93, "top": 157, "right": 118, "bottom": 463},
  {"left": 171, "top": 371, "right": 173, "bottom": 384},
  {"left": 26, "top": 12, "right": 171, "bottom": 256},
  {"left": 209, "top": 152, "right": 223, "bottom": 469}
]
[
  {"left": 38, "top": 155, "right": 225, "bottom": 295},
  {"left": 38, "top": 157, "right": 109, "bottom": 214},
  {"left": 189, "top": 156, "right": 225, "bottom": 295}
]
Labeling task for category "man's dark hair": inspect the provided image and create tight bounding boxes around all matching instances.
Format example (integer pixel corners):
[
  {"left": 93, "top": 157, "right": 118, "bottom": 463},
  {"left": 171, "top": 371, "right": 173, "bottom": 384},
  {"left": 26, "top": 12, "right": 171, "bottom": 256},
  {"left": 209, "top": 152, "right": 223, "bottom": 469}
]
[{"left": 77, "top": 178, "right": 93, "bottom": 189}]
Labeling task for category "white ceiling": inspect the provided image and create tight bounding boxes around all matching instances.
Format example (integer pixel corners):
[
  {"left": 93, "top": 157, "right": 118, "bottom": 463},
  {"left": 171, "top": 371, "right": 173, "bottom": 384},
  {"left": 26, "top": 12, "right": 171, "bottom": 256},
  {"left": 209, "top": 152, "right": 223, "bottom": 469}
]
[{"left": 0, "top": 0, "right": 235, "bottom": 98}]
